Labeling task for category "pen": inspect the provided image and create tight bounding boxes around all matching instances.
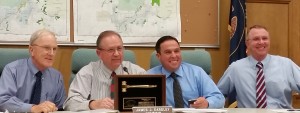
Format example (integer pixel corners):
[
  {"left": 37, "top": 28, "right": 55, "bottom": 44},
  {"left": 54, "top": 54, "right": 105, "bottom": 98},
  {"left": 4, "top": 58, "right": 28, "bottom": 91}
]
[{"left": 287, "top": 109, "right": 300, "bottom": 111}]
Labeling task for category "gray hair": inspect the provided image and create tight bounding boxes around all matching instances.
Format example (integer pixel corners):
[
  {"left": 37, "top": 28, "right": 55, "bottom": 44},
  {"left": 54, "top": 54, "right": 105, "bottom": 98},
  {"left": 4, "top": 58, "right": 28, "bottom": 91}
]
[
  {"left": 96, "top": 30, "right": 122, "bottom": 49},
  {"left": 29, "top": 29, "right": 56, "bottom": 45}
]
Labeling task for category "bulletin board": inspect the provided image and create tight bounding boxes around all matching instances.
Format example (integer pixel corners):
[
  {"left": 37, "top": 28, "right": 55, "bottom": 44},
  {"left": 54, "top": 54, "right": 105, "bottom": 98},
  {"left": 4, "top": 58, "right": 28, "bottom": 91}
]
[{"left": 178, "top": 0, "right": 219, "bottom": 47}]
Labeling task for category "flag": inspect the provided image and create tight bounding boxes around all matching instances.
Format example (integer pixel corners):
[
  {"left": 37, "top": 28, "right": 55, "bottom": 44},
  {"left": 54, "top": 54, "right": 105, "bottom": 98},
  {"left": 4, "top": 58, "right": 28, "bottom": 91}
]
[
  {"left": 228, "top": 0, "right": 247, "bottom": 64},
  {"left": 227, "top": 0, "right": 247, "bottom": 106}
]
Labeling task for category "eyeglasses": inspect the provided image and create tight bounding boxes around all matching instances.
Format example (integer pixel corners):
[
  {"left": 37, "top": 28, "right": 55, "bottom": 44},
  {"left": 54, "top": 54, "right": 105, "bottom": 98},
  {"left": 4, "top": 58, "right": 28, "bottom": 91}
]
[
  {"left": 247, "top": 36, "right": 269, "bottom": 42},
  {"left": 32, "top": 44, "right": 57, "bottom": 53},
  {"left": 98, "top": 47, "right": 124, "bottom": 54}
]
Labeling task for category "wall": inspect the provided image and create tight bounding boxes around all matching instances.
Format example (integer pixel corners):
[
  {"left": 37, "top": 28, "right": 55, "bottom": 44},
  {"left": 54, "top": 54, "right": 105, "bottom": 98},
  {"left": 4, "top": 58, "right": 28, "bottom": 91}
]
[
  {"left": 0, "top": 0, "right": 231, "bottom": 91},
  {"left": 1, "top": 0, "right": 300, "bottom": 107}
]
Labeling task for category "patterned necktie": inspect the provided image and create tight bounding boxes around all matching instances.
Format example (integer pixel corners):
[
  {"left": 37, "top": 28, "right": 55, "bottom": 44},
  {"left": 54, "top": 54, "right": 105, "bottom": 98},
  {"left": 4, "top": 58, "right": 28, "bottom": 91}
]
[
  {"left": 30, "top": 71, "right": 42, "bottom": 104},
  {"left": 256, "top": 62, "right": 267, "bottom": 108},
  {"left": 110, "top": 71, "right": 116, "bottom": 99},
  {"left": 170, "top": 72, "right": 184, "bottom": 108}
]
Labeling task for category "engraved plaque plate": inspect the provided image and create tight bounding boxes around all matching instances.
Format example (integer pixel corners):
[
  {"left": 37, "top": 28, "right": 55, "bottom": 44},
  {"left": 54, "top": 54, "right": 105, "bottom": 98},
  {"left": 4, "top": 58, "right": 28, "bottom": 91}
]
[
  {"left": 123, "top": 97, "right": 156, "bottom": 110},
  {"left": 114, "top": 75, "right": 166, "bottom": 112}
]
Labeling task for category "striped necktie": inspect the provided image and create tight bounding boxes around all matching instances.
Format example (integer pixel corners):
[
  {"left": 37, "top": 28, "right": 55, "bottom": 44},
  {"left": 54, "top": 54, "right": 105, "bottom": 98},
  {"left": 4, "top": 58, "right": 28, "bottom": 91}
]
[
  {"left": 30, "top": 71, "right": 42, "bottom": 104},
  {"left": 256, "top": 62, "right": 267, "bottom": 108},
  {"left": 170, "top": 72, "right": 184, "bottom": 108},
  {"left": 110, "top": 71, "right": 116, "bottom": 99}
]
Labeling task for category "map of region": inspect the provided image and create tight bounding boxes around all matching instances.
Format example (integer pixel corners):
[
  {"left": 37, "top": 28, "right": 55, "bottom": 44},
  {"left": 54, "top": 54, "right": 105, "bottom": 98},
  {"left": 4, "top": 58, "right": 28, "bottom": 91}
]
[
  {"left": 0, "top": 0, "right": 70, "bottom": 42},
  {"left": 74, "top": 0, "right": 181, "bottom": 43}
]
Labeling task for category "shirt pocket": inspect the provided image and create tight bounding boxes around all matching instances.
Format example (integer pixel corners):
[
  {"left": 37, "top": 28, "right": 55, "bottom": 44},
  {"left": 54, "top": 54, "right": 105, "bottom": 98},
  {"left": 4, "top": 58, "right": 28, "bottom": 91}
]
[{"left": 184, "top": 90, "right": 199, "bottom": 100}]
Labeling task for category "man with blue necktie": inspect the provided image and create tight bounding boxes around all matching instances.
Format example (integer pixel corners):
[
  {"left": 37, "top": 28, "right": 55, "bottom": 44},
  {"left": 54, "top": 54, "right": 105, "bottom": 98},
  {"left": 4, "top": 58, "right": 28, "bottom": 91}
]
[
  {"left": 0, "top": 29, "right": 66, "bottom": 113},
  {"left": 147, "top": 36, "right": 225, "bottom": 108}
]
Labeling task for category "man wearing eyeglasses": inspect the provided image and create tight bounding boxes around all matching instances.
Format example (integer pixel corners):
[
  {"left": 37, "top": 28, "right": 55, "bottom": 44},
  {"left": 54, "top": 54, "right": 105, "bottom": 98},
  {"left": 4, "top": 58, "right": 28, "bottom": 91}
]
[
  {"left": 64, "top": 30, "right": 146, "bottom": 111},
  {"left": 0, "top": 29, "right": 66, "bottom": 113}
]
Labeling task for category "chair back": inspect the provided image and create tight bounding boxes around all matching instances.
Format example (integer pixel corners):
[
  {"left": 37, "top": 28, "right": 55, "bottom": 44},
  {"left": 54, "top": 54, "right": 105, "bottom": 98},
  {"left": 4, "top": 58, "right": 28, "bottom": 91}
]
[
  {"left": 150, "top": 50, "right": 212, "bottom": 75},
  {"left": 70, "top": 48, "right": 136, "bottom": 85},
  {"left": 0, "top": 48, "right": 29, "bottom": 76}
]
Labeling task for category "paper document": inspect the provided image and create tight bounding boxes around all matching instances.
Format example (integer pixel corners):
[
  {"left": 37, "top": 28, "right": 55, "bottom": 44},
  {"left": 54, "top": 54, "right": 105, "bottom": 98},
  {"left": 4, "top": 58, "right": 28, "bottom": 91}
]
[
  {"left": 172, "top": 108, "right": 227, "bottom": 113},
  {"left": 46, "top": 109, "right": 119, "bottom": 113},
  {"left": 271, "top": 109, "right": 300, "bottom": 112},
  {"left": 79, "top": 109, "right": 119, "bottom": 113}
]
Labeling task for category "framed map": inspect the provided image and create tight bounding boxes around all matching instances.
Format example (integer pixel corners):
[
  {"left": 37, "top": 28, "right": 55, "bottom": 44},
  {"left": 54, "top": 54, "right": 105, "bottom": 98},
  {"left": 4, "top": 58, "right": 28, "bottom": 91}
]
[
  {"left": 0, "top": 0, "right": 70, "bottom": 42},
  {"left": 0, "top": 0, "right": 219, "bottom": 48},
  {"left": 73, "top": 0, "right": 181, "bottom": 44}
]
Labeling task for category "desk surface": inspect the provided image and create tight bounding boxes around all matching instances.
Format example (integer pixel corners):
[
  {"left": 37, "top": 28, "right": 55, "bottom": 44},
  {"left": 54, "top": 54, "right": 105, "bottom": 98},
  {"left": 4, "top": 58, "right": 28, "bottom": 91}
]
[
  {"left": 52, "top": 108, "right": 295, "bottom": 113},
  {"left": 225, "top": 108, "right": 280, "bottom": 113}
]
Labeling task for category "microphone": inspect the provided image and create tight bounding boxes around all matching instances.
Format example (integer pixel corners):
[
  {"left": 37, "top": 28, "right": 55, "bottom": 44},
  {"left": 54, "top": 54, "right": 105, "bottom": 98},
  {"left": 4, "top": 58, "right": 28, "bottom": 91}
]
[{"left": 123, "top": 67, "right": 129, "bottom": 74}]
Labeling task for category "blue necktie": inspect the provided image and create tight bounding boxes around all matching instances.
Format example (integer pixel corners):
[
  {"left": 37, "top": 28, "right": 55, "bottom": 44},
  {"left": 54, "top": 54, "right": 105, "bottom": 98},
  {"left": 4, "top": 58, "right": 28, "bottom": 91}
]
[
  {"left": 171, "top": 72, "right": 184, "bottom": 108},
  {"left": 30, "top": 71, "right": 42, "bottom": 104}
]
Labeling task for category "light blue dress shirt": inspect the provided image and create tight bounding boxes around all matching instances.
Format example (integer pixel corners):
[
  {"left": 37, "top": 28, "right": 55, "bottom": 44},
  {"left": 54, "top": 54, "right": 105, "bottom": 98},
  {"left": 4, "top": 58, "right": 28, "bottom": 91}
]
[
  {"left": 147, "top": 62, "right": 225, "bottom": 108},
  {"left": 217, "top": 54, "right": 300, "bottom": 108},
  {"left": 0, "top": 58, "right": 66, "bottom": 112}
]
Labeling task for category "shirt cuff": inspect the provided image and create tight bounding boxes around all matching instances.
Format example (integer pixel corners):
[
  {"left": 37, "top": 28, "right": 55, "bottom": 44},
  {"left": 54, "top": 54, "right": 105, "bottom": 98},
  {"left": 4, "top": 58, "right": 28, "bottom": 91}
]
[
  {"left": 21, "top": 103, "right": 33, "bottom": 112},
  {"left": 206, "top": 99, "right": 214, "bottom": 109},
  {"left": 88, "top": 100, "right": 95, "bottom": 110}
]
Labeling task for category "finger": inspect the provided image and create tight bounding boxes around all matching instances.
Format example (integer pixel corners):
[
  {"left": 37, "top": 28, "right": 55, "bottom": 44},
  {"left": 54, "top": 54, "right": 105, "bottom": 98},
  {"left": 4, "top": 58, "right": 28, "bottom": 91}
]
[
  {"left": 47, "top": 106, "right": 57, "bottom": 112},
  {"left": 196, "top": 97, "right": 205, "bottom": 104},
  {"left": 190, "top": 103, "right": 199, "bottom": 108},
  {"left": 44, "top": 101, "right": 56, "bottom": 107},
  {"left": 41, "top": 106, "right": 50, "bottom": 113},
  {"left": 108, "top": 100, "right": 114, "bottom": 106},
  {"left": 43, "top": 103, "right": 55, "bottom": 111},
  {"left": 106, "top": 101, "right": 112, "bottom": 108},
  {"left": 108, "top": 99, "right": 114, "bottom": 104},
  {"left": 44, "top": 101, "right": 58, "bottom": 111},
  {"left": 44, "top": 104, "right": 55, "bottom": 113},
  {"left": 104, "top": 101, "right": 114, "bottom": 110},
  {"left": 108, "top": 103, "right": 114, "bottom": 109},
  {"left": 105, "top": 103, "right": 110, "bottom": 109}
]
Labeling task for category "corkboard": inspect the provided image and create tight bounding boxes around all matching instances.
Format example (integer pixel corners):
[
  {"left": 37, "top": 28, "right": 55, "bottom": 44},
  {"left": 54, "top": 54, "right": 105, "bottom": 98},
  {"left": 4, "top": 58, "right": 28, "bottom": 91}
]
[{"left": 179, "top": 0, "right": 219, "bottom": 47}]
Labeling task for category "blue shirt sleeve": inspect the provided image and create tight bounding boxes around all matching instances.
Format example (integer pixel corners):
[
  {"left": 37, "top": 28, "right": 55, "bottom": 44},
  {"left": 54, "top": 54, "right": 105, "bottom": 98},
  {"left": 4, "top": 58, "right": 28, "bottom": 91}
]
[
  {"left": 0, "top": 65, "right": 33, "bottom": 112},
  {"left": 217, "top": 55, "right": 300, "bottom": 108},
  {"left": 53, "top": 72, "right": 67, "bottom": 110},
  {"left": 190, "top": 64, "right": 225, "bottom": 108},
  {"left": 147, "top": 63, "right": 225, "bottom": 108},
  {"left": 0, "top": 58, "right": 67, "bottom": 112}
]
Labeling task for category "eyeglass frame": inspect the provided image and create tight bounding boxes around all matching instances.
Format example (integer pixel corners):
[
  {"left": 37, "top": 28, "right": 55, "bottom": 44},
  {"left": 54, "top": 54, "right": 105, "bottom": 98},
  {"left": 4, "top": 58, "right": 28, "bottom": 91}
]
[
  {"left": 31, "top": 44, "right": 58, "bottom": 53},
  {"left": 97, "top": 46, "right": 124, "bottom": 54}
]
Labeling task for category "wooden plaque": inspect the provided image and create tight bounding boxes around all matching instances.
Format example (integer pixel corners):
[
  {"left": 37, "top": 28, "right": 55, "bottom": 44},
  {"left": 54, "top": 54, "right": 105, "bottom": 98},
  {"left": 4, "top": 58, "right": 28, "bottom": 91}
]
[{"left": 114, "top": 74, "right": 166, "bottom": 112}]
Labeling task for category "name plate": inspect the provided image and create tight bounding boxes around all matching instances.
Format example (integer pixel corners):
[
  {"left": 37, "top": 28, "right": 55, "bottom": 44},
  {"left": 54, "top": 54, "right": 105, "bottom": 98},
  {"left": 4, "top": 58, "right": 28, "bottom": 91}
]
[{"left": 132, "top": 106, "right": 172, "bottom": 113}]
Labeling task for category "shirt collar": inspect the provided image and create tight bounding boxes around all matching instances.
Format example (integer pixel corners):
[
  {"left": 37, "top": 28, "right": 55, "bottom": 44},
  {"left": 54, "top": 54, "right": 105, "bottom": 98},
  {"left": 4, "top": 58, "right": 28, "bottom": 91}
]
[
  {"left": 248, "top": 54, "right": 271, "bottom": 69},
  {"left": 28, "top": 57, "right": 45, "bottom": 76},
  {"left": 161, "top": 64, "right": 184, "bottom": 78},
  {"left": 99, "top": 60, "right": 124, "bottom": 78}
]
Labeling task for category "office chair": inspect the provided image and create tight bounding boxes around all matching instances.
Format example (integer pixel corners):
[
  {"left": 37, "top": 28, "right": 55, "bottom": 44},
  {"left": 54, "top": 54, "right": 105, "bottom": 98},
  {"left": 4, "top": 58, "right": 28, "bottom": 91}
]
[
  {"left": 150, "top": 50, "right": 212, "bottom": 75},
  {"left": 69, "top": 48, "right": 136, "bottom": 85},
  {"left": 0, "top": 48, "right": 29, "bottom": 76}
]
